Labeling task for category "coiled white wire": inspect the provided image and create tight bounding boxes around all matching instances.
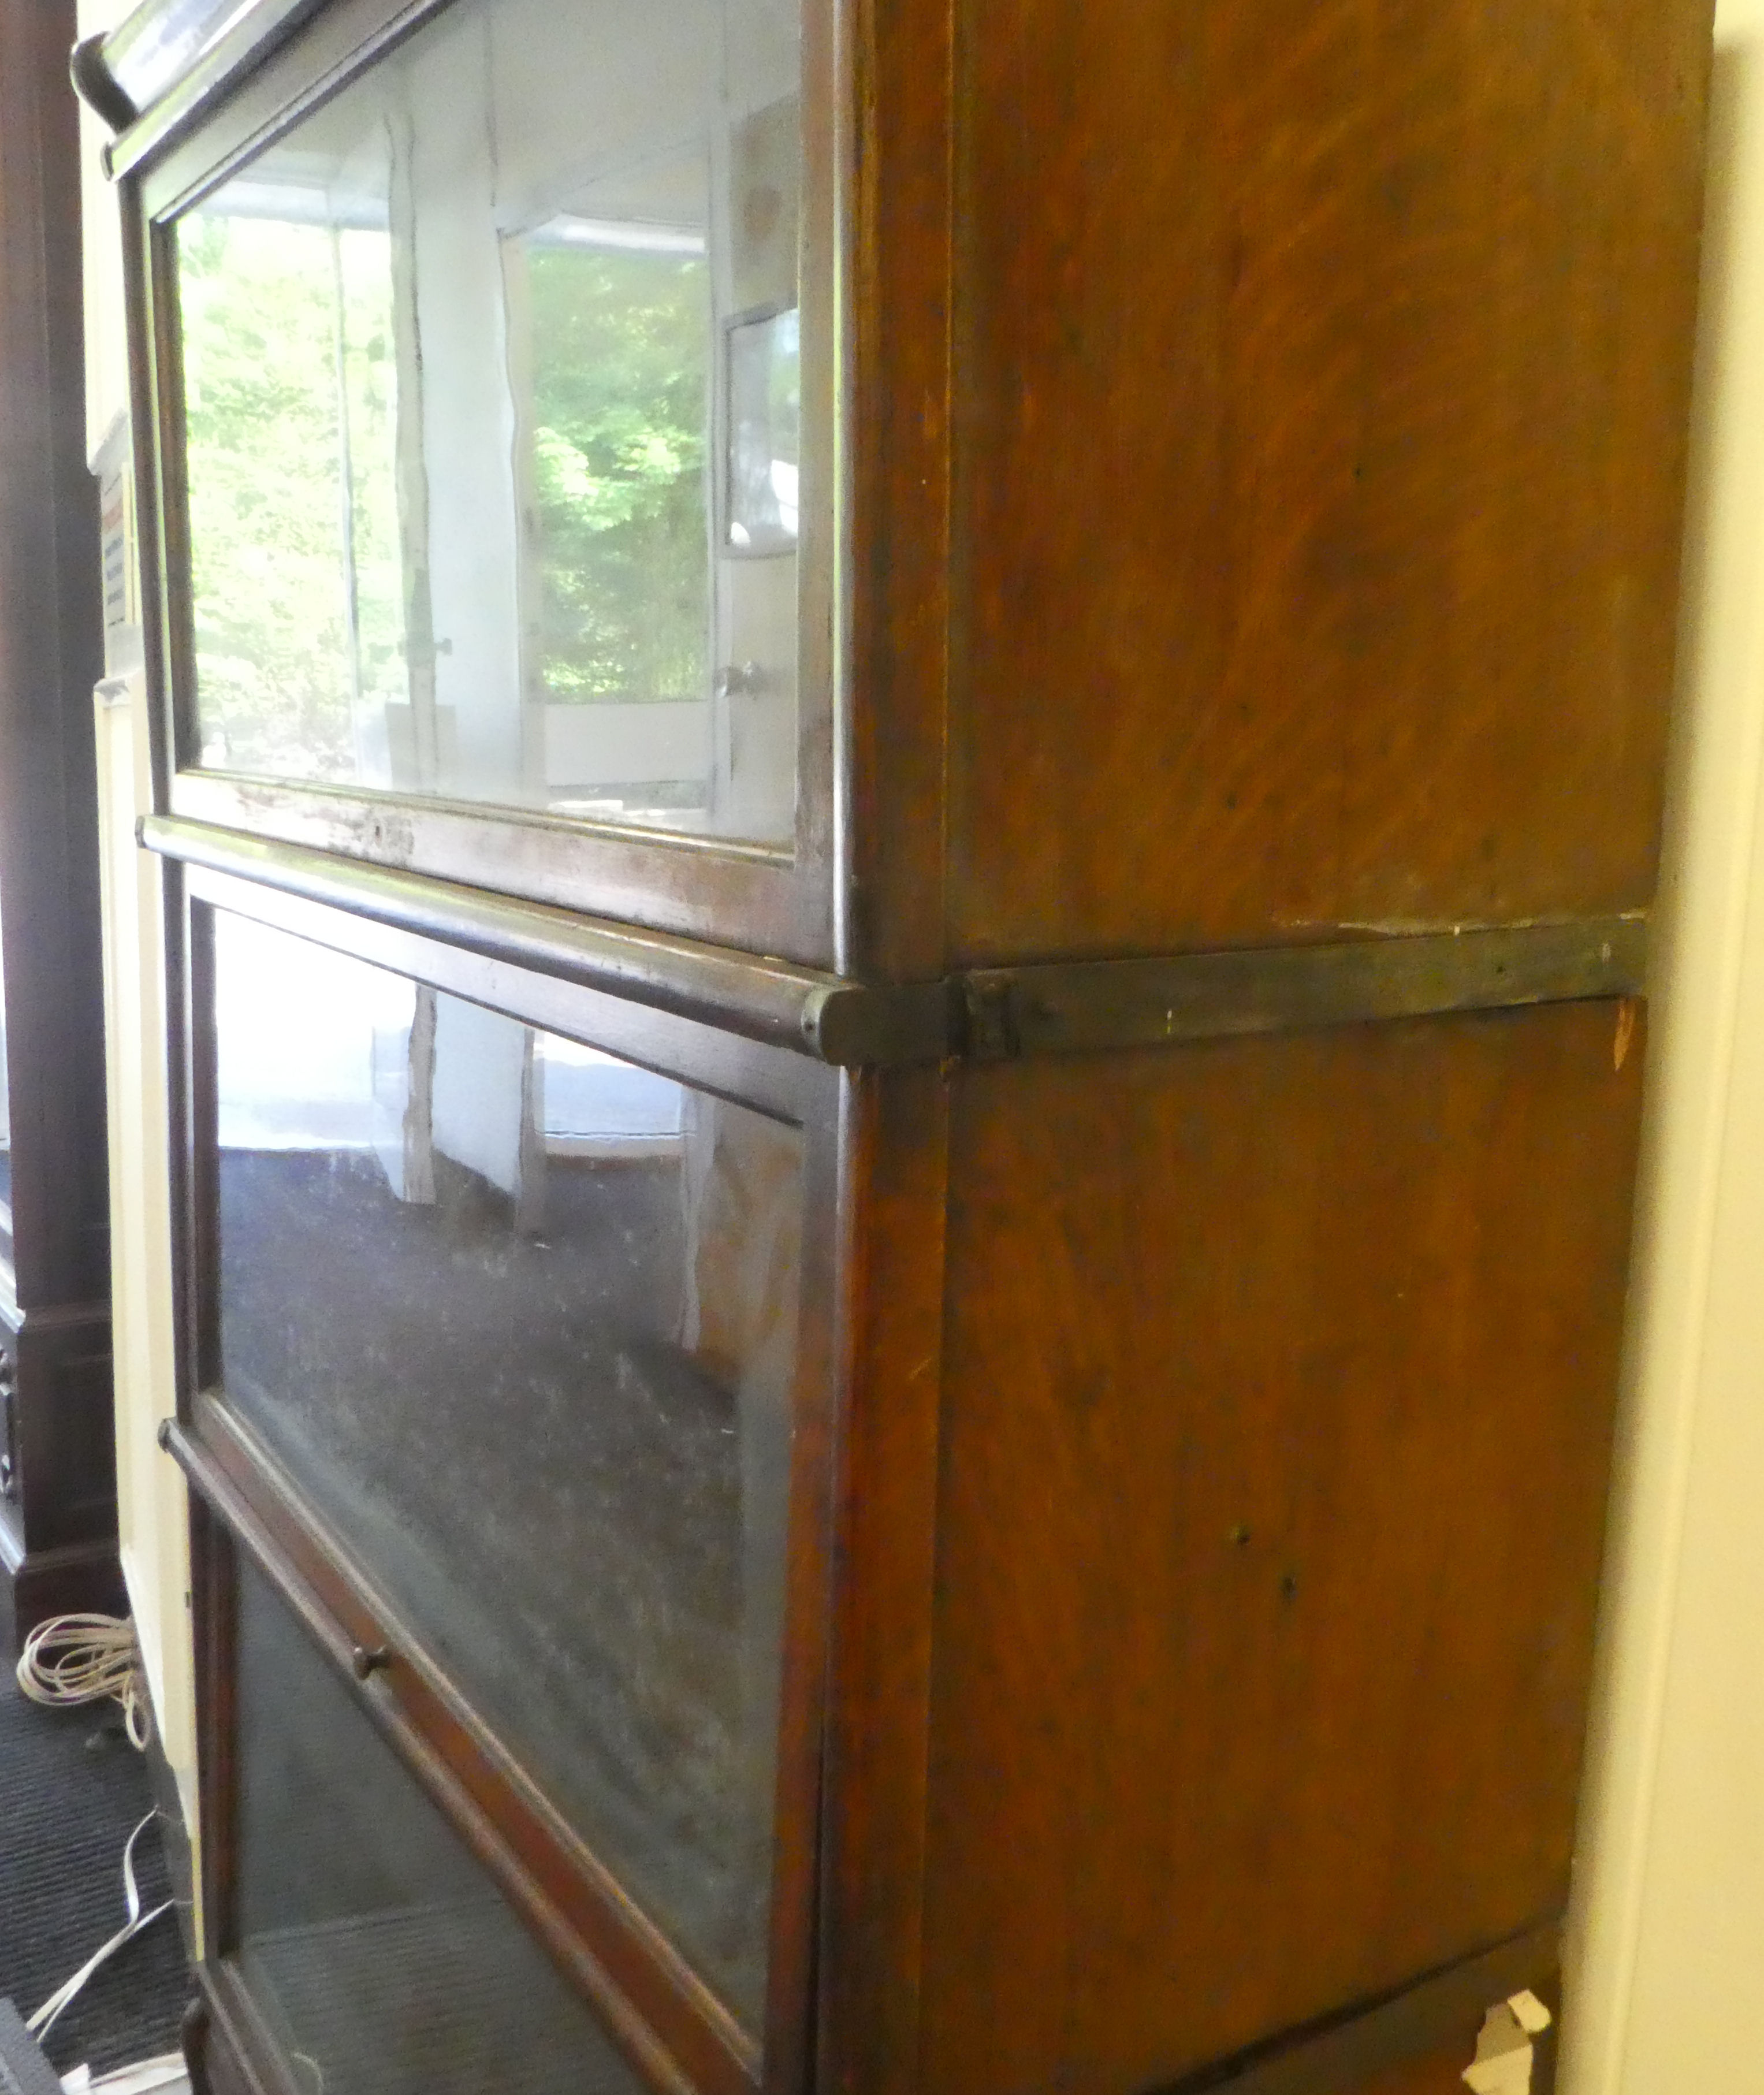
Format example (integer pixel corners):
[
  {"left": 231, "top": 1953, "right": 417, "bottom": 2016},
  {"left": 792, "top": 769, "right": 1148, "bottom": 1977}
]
[{"left": 14, "top": 1613, "right": 149, "bottom": 1750}]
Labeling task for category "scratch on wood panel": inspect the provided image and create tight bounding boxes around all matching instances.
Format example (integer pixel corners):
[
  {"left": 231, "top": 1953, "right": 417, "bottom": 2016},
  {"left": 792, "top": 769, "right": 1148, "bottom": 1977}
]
[
  {"left": 1285, "top": 910, "right": 1648, "bottom": 939},
  {"left": 1288, "top": 916, "right": 1520, "bottom": 937},
  {"left": 1613, "top": 998, "right": 1639, "bottom": 1072}
]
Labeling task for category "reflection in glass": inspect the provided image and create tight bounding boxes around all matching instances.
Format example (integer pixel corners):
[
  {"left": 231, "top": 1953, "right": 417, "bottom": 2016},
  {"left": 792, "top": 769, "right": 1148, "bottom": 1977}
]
[
  {"left": 726, "top": 307, "right": 799, "bottom": 555},
  {"left": 235, "top": 1554, "right": 647, "bottom": 2095},
  {"left": 524, "top": 210, "right": 709, "bottom": 702},
  {"left": 0, "top": 883, "right": 9, "bottom": 1218},
  {"left": 180, "top": 202, "right": 402, "bottom": 783},
  {"left": 176, "top": 0, "right": 803, "bottom": 844},
  {"left": 214, "top": 910, "right": 803, "bottom": 2029}
]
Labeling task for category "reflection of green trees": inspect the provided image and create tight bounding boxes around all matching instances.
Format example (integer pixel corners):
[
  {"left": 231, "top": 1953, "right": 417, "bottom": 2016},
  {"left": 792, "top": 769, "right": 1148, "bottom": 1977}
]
[
  {"left": 179, "top": 214, "right": 402, "bottom": 779},
  {"left": 527, "top": 245, "right": 709, "bottom": 704},
  {"left": 179, "top": 217, "right": 709, "bottom": 788}
]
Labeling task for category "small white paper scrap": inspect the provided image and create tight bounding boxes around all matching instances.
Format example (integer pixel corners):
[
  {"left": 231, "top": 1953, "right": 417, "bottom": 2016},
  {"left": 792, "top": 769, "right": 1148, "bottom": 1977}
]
[
  {"left": 1461, "top": 1990, "right": 1554, "bottom": 2095},
  {"left": 1508, "top": 1990, "right": 1553, "bottom": 2038}
]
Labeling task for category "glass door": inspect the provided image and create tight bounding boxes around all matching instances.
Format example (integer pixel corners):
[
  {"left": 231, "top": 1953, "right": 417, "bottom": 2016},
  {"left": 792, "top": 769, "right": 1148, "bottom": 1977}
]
[
  {"left": 166, "top": 864, "right": 841, "bottom": 2095},
  {"left": 143, "top": 0, "right": 835, "bottom": 960},
  {"left": 105, "top": 3, "right": 847, "bottom": 2082}
]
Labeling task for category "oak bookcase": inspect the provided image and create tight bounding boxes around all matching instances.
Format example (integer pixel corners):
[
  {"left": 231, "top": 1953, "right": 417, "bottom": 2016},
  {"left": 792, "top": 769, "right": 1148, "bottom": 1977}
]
[{"left": 74, "top": 0, "right": 1713, "bottom": 2089}]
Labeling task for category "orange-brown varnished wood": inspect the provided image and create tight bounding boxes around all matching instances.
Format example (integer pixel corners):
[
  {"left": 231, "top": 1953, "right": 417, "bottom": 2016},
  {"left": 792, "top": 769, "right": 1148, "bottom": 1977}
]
[
  {"left": 946, "top": 0, "right": 1712, "bottom": 963},
  {"left": 817, "top": 1069, "right": 951, "bottom": 2095},
  {"left": 918, "top": 1000, "right": 1643, "bottom": 2094},
  {"left": 1343, "top": 2036, "right": 1482, "bottom": 2095},
  {"left": 842, "top": 0, "right": 955, "bottom": 982}
]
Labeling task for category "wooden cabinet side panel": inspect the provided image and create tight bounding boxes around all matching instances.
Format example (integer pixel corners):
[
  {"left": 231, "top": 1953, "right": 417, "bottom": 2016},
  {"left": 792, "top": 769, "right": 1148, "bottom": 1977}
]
[
  {"left": 842, "top": 0, "right": 956, "bottom": 982},
  {"left": 947, "top": 0, "right": 1711, "bottom": 962},
  {"left": 919, "top": 1002, "right": 1642, "bottom": 2094},
  {"left": 1348, "top": 2038, "right": 1489, "bottom": 2095},
  {"left": 817, "top": 1067, "right": 951, "bottom": 2095}
]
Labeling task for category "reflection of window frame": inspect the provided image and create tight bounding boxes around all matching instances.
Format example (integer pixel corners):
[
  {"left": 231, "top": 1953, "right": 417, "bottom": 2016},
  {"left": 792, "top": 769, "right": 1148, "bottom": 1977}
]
[
  {"left": 176, "top": 187, "right": 401, "bottom": 783},
  {"left": 506, "top": 202, "right": 716, "bottom": 699},
  {"left": 503, "top": 203, "right": 727, "bottom": 825},
  {"left": 720, "top": 298, "right": 801, "bottom": 561}
]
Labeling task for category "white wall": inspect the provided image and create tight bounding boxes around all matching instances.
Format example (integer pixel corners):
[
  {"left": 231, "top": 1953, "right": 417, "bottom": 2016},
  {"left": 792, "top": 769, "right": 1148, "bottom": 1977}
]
[
  {"left": 78, "top": 0, "right": 202, "bottom": 1943},
  {"left": 1560, "top": 5, "right": 1764, "bottom": 2087}
]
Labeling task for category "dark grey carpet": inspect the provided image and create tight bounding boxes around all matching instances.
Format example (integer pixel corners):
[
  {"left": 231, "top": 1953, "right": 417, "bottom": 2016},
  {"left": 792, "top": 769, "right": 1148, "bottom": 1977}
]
[{"left": 0, "top": 1587, "right": 189, "bottom": 2075}]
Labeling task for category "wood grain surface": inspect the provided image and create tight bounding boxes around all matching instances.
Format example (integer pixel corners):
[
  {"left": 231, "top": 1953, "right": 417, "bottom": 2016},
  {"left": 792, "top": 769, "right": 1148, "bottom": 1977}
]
[
  {"left": 947, "top": 0, "right": 1712, "bottom": 963},
  {"left": 1345, "top": 2040, "right": 1479, "bottom": 2095},
  {"left": 817, "top": 1069, "right": 951, "bottom": 2095},
  {"left": 919, "top": 999, "right": 1642, "bottom": 2093}
]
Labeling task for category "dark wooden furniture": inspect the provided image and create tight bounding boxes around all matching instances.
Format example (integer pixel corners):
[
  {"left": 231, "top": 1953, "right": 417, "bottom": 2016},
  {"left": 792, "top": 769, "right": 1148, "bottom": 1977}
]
[
  {"left": 74, "top": 0, "right": 1710, "bottom": 2089},
  {"left": 0, "top": 0, "right": 118, "bottom": 1640}
]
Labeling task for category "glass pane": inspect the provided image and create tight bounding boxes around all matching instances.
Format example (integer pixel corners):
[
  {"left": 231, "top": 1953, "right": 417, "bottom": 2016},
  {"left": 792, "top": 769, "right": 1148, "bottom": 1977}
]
[
  {"left": 0, "top": 881, "right": 10, "bottom": 1217},
  {"left": 727, "top": 307, "right": 799, "bottom": 557},
  {"left": 234, "top": 1553, "right": 647, "bottom": 2095},
  {"left": 214, "top": 909, "right": 804, "bottom": 2029},
  {"left": 176, "top": 0, "right": 804, "bottom": 846}
]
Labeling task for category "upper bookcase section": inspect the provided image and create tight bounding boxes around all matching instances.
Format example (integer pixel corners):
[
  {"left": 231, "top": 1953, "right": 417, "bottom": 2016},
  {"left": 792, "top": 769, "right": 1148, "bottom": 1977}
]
[{"left": 82, "top": 0, "right": 1715, "bottom": 977}]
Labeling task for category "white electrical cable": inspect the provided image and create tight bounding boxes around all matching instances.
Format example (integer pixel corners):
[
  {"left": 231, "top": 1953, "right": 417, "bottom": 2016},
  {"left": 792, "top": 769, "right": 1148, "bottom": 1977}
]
[
  {"left": 27, "top": 1813, "right": 174, "bottom": 2047},
  {"left": 60, "top": 2052, "right": 188, "bottom": 2093},
  {"left": 14, "top": 1614, "right": 149, "bottom": 1750}
]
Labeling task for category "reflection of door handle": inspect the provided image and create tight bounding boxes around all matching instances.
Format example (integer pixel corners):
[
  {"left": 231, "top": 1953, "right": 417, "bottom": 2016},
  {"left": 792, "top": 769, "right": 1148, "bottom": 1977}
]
[{"left": 716, "top": 662, "right": 766, "bottom": 698}]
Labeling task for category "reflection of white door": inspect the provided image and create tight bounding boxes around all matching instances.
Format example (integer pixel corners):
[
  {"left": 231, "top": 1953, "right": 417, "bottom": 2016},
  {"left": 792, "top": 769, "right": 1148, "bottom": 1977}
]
[
  {"left": 396, "top": 15, "right": 529, "bottom": 808},
  {"left": 430, "top": 996, "right": 544, "bottom": 1230},
  {"left": 372, "top": 984, "right": 434, "bottom": 1204},
  {"left": 710, "top": 94, "right": 799, "bottom": 844}
]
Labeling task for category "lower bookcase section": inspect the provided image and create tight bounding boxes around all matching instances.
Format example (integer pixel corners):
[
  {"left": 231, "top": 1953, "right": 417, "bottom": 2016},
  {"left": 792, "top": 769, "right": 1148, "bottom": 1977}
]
[{"left": 198, "top": 1551, "right": 649, "bottom": 2095}]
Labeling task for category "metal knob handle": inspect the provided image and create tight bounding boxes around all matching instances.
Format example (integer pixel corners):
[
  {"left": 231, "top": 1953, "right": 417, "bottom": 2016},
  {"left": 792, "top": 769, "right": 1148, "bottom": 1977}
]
[{"left": 716, "top": 661, "right": 766, "bottom": 698}]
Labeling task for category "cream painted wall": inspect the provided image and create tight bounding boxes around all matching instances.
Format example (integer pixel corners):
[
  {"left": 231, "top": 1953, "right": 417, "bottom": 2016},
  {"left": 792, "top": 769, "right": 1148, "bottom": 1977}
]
[
  {"left": 1560, "top": 5, "right": 1764, "bottom": 2087},
  {"left": 93, "top": 669, "right": 199, "bottom": 1898},
  {"left": 77, "top": 0, "right": 201, "bottom": 1943}
]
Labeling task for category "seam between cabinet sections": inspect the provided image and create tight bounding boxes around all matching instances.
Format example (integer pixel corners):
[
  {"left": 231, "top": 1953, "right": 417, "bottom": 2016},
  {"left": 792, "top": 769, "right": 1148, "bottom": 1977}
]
[{"left": 142, "top": 812, "right": 1647, "bottom": 1069}]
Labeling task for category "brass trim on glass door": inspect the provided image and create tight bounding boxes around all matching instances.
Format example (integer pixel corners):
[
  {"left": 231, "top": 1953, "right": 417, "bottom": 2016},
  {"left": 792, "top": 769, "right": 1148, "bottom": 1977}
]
[{"left": 145, "top": 814, "right": 955, "bottom": 1069}]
